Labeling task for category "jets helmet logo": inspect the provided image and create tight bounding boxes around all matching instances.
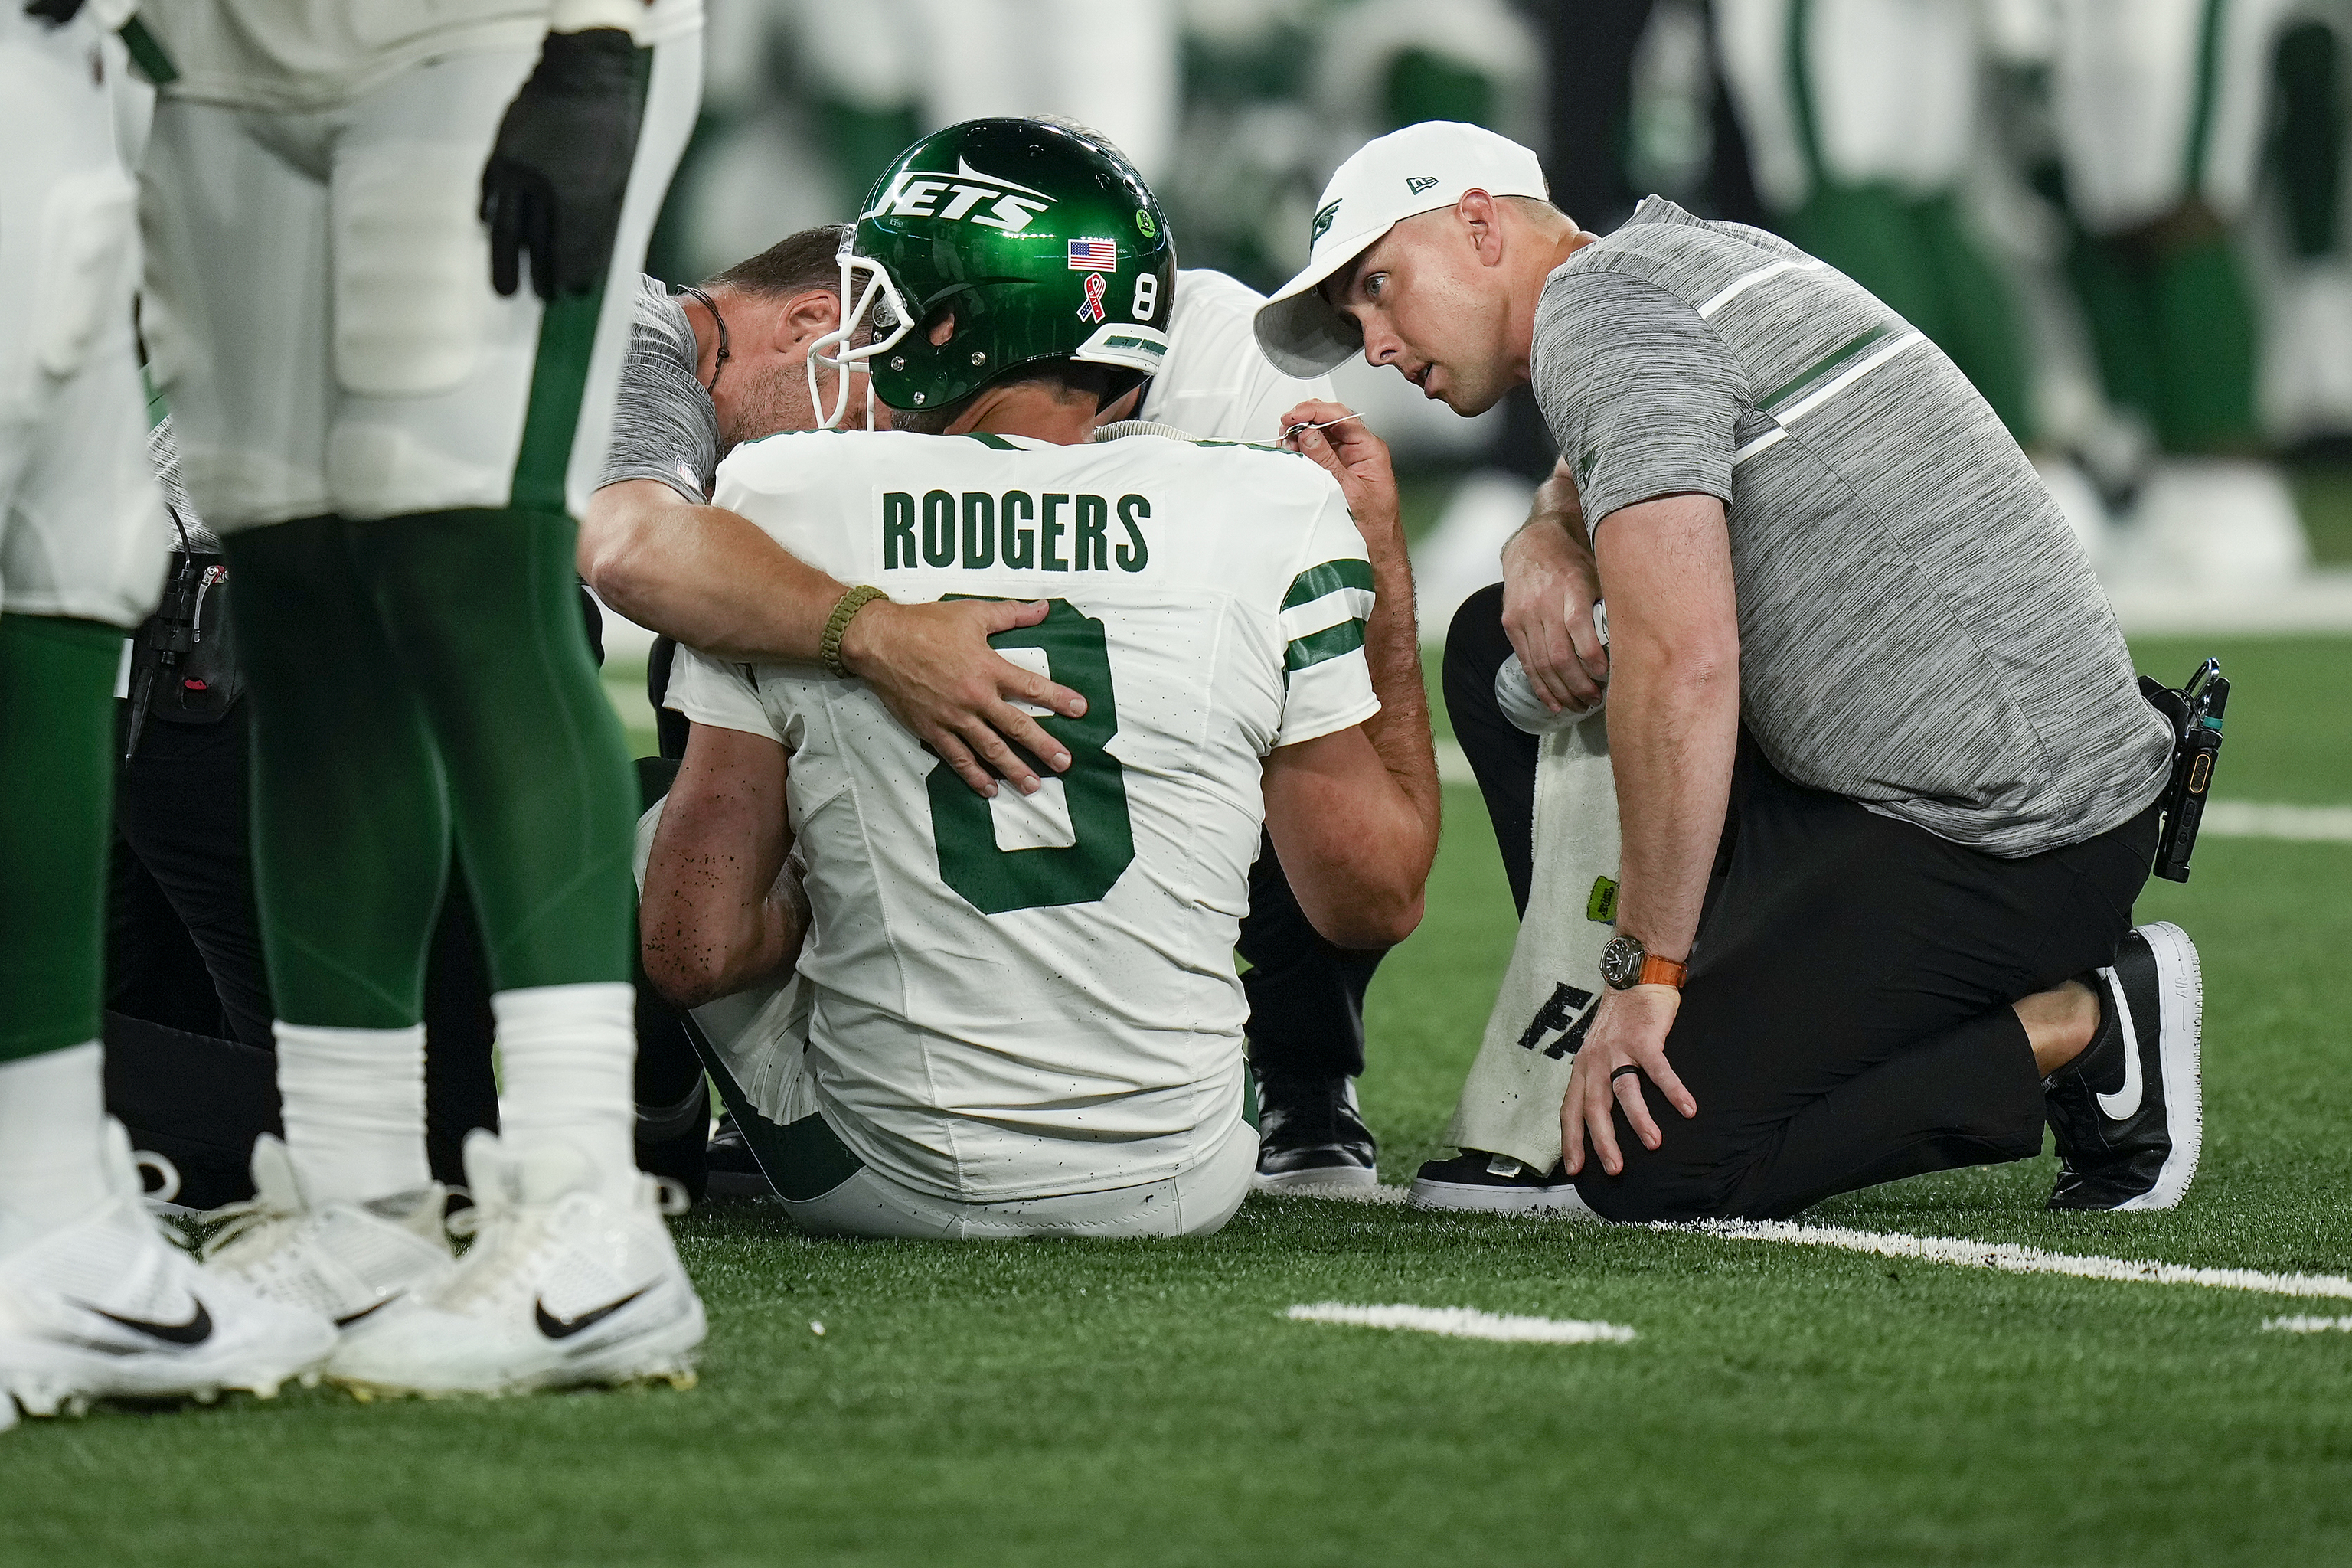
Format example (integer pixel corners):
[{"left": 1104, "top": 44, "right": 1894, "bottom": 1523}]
[
  {"left": 1406, "top": 175, "right": 1439, "bottom": 195},
  {"left": 1310, "top": 199, "right": 1340, "bottom": 247},
  {"left": 865, "top": 158, "right": 1057, "bottom": 234}
]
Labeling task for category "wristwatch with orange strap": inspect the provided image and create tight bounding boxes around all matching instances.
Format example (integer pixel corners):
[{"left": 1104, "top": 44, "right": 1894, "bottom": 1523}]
[{"left": 1601, "top": 933, "right": 1687, "bottom": 991}]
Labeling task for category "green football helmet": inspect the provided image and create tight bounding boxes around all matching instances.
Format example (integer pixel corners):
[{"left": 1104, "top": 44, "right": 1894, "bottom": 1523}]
[{"left": 809, "top": 118, "right": 1177, "bottom": 423}]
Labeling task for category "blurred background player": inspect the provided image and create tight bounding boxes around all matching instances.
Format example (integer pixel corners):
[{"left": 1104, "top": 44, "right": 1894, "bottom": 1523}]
[
  {"left": 1713, "top": 0, "right": 2036, "bottom": 444},
  {"left": 132, "top": 0, "right": 707, "bottom": 1396},
  {"left": 2047, "top": 0, "right": 2311, "bottom": 583},
  {"left": 1, "top": 0, "right": 329, "bottom": 1422}
]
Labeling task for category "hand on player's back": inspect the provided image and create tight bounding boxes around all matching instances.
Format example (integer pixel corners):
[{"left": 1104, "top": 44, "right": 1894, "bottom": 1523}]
[{"left": 839, "top": 598, "right": 1088, "bottom": 799}]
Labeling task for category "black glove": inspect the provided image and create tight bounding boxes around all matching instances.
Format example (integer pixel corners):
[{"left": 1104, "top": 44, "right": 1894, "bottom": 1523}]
[
  {"left": 24, "top": 0, "right": 89, "bottom": 22},
  {"left": 479, "top": 28, "right": 645, "bottom": 300}
]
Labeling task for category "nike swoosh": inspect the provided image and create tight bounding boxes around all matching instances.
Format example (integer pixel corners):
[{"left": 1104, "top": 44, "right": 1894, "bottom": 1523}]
[
  {"left": 2096, "top": 967, "right": 2145, "bottom": 1121},
  {"left": 335, "top": 1295, "right": 400, "bottom": 1328},
  {"left": 83, "top": 1298, "right": 213, "bottom": 1347},
  {"left": 535, "top": 1286, "right": 650, "bottom": 1341}
]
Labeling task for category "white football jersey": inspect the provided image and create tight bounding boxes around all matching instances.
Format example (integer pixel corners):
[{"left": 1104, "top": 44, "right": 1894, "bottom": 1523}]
[
  {"left": 668, "top": 427, "right": 1378, "bottom": 1203},
  {"left": 1143, "top": 269, "right": 1335, "bottom": 443}
]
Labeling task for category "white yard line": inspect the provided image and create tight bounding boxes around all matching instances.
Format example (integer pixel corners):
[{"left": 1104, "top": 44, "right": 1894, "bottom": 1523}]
[
  {"left": 1287, "top": 1302, "right": 1636, "bottom": 1344},
  {"left": 1279, "top": 1189, "right": 2352, "bottom": 1306},
  {"left": 2201, "top": 800, "right": 2352, "bottom": 842},
  {"left": 1436, "top": 741, "right": 2350, "bottom": 845},
  {"left": 1690, "top": 1220, "right": 2352, "bottom": 1299},
  {"left": 2264, "top": 1316, "right": 2352, "bottom": 1333}
]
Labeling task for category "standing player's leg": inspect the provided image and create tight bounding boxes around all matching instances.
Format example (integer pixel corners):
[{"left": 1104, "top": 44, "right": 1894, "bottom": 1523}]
[
  {"left": 309, "top": 30, "right": 706, "bottom": 1396},
  {"left": 139, "top": 92, "right": 466, "bottom": 1336},
  {"left": 143, "top": 18, "right": 705, "bottom": 1390},
  {"left": 0, "top": 6, "right": 330, "bottom": 1419},
  {"left": 2054, "top": 0, "right": 2308, "bottom": 582}
]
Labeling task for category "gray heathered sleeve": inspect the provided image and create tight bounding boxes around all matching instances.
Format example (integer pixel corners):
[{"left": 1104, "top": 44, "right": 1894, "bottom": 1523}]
[
  {"left": 596, "top": 276, "right": 720, "bottom": 503},
  {"left": 1532, "top": 270, "right": 1745, "bottom": 527}
]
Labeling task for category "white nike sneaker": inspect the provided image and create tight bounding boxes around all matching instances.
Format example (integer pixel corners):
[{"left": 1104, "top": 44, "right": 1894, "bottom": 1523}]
[
  {"left": 198, "top": 1135, "right": 455, "bottom": 1336},
  {"left": 0, "top": 1122, "right": 335, "bottom": 1416},
  {"left": 329, "top": 1131, "right": 704, "bottom": 1398}
]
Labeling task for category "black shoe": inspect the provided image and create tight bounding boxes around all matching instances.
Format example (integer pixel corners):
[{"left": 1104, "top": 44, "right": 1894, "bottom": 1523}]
[
  {"left": 704, "top": 1111, "right": 776, "bottom": 1199},
  {"left": 633, "top": 1076, "right": 709, "bottom": 1204},
  {"left": 1408, "top": 1151, "right": 1595, "bottom": 1215},
  {"left": 1253, "top": 1074, "right": 1379, "bottom": 1190},
  {"left": 2046, "top": 922, "right": 2203, "bottom": 1211}
]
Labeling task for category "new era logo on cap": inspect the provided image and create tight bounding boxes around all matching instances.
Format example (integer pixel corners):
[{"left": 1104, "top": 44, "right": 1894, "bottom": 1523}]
[
  {"left": 1406, "top": 175, "right": 1439, "bottom": 195},
  {"left": 1067, "top": 238, "right": 1118, "bottom": 271}
]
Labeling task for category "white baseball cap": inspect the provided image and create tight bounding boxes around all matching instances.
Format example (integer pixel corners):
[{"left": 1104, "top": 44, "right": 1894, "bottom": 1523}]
[{"left": 1253, "top": 121, "right": 1549, "bottom": 377}]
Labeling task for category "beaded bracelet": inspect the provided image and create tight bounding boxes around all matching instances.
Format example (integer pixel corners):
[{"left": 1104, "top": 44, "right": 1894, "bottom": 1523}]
[{"left": 819, "top": 584, "right": 887, "bottom": 678}]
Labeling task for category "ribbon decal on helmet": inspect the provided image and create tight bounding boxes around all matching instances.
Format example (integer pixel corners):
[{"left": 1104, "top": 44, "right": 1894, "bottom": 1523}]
[{"left": 1076, "top": 271, "right": 1107, "bottom": 324}]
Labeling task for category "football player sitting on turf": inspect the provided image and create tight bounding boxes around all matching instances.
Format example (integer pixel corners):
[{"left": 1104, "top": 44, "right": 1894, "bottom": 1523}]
[{"left": 638, "top": 119, "right": 1438, "bottom": 1238}]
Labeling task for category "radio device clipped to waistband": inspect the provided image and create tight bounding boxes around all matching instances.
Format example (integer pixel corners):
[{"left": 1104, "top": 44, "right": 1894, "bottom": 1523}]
[{"left": 2141, "top": 657, "right": 2228, "bottom": 884}]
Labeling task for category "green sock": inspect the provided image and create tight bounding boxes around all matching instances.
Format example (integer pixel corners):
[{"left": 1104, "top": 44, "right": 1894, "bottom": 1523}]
[
  {"left": 2067, "top": 232, "right": 2164, "bottom": 439},
  {"left": 225, "top": 508, "right": 635, "bottom": 1028},
  {"left": 2154, "top": 235, "right": 2260, "bottom": 452},
  {"left": 362, "top": 509, "right": 637, "bottom": 994},
  {"left": 0, "top": 615, "right": 125, "bottom": 1060},
  {"left": 226, "top": 517, "right": 450, "bottom": 1027}
]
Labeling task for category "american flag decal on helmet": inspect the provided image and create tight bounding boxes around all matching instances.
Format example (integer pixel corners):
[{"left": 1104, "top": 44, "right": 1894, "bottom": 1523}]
[{"left": 1067, "top": 238, "right": 1118, "bottom": 271}]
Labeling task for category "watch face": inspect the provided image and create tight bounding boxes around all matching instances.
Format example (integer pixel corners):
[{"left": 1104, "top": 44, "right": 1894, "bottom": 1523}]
[{"left": 1602, "top": 934, "right": 1643, "bottom": 990}]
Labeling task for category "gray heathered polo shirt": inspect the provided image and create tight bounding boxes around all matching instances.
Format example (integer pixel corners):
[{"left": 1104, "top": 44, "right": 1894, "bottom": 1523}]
[
  {"left": 1534, "top": 197, "right": 2171, "bottom": 857},
  {"left": 597, "top": 274, "right": 720, "bottom": 504}
]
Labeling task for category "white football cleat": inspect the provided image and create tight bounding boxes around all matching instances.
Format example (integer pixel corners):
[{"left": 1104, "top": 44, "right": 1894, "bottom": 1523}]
[
  {"left": 198, "top": 1135, "right": 455, "bottom": 1337},
  {"left": 0, "top": 1122, "right": 335, "bottom": 1416},
  {"left": 328, "top": 1131, "right": 704, "bottom": 1398}
]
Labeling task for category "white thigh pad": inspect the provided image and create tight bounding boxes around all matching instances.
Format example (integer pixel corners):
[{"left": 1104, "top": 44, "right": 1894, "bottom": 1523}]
[
  {"left": 331, "top": 140, "right": 488, "bottom": 397},
  {"left": 34, "top": 167, "right": 138, "bottom": 379}
]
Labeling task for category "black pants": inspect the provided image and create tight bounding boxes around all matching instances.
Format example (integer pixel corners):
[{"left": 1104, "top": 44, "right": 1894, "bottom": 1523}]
[
  {"left": 110, "top": 710, "right": 274, "bottom": 1048},
  {"left": 647, "top": 638, "right": 1386, "bottom": 1082},
  {"left": 1443, "top": 584, "right": 2154, "bottom": 1220},
  {"left": 107, "top": 703, "right": 502, "bottom": 1194}
]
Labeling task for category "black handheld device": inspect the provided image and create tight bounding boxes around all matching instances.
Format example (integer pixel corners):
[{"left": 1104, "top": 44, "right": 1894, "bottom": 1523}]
[
  {"left": 2142, "top": 657, "right": 2227, "bottom": 884},
  {"left": 122, "top": 499, "right": 240, "bottom": 760}
]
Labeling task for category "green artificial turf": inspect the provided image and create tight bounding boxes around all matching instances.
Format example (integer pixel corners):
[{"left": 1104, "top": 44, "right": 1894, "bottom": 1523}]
[{"left": 14, "top": 642, "right": 2350, "bottom": 1566}]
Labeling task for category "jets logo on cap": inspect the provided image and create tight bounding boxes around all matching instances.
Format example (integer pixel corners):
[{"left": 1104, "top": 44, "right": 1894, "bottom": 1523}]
[
  {"left": 1406, "top": 175, "right": 1439, "bottom": 195},
  {"left": 865, "top": 158, "right": 1056, "bottom": 234},
  {"left": 1310, "top": 200, "right": 1340, "bottom": 247}
]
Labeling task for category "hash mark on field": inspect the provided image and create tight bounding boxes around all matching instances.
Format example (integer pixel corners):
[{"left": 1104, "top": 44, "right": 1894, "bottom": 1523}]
[
  {"left": 1692, "top": 1220, "right": 2352, "bottom": 1299},
  {"left": 1287, "top": 1302, "right": 1636, "bottom": 1344},
  {"left": 2264, "top": 1316, "right": 2352, "bottom": 1333}
]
